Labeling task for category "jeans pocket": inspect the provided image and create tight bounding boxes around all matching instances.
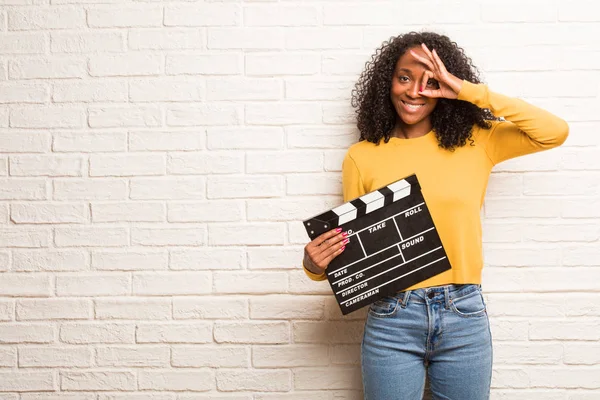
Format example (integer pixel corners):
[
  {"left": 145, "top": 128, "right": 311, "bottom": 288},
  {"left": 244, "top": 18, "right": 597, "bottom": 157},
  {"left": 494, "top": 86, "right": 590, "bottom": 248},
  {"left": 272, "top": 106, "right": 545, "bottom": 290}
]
[
  {"left": 449, "top": 289, "right": 486, "bottom": 318},
  {"left": 368, "top": 296, "right": 401, "bottom": 318}
]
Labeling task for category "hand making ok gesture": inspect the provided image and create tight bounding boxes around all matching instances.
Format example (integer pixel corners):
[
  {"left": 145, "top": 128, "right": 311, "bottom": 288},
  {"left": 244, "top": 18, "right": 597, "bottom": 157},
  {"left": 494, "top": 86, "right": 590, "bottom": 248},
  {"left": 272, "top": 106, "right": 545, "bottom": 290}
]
[{"left": 410, "top": 43, "right": 464, "bottom": 100}]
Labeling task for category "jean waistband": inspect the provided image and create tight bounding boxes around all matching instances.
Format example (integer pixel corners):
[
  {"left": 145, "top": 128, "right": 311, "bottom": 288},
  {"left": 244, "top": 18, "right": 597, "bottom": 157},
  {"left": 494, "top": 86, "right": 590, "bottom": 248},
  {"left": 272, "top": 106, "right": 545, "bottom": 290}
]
[{"left": 395, "top": 283, "right": 482, "bottom": 308}]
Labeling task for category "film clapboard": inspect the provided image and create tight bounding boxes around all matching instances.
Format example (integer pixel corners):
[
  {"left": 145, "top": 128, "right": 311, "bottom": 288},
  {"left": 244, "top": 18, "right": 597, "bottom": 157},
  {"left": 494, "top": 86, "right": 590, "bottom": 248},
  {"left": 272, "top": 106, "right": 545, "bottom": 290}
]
[{"left": 303, "top": 174, "right": 452, "bottom": 315}]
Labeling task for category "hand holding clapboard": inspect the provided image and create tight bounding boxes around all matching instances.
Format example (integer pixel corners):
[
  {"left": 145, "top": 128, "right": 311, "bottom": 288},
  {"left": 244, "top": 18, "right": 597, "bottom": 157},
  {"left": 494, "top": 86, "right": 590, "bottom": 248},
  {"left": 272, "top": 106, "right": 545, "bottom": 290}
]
[{"left": 303, "top": 174, "right": 452, "bottom": 315}]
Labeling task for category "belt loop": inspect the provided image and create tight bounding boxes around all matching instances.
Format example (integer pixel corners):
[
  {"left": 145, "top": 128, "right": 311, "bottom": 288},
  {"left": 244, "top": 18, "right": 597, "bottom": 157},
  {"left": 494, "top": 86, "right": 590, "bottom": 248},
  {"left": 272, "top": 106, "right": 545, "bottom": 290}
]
[
  {"left": 401, "top": 290, "right": 412, "bottom": 308},
  {"left": 444, "top": 286, "right": 450, "bottom": 310}
]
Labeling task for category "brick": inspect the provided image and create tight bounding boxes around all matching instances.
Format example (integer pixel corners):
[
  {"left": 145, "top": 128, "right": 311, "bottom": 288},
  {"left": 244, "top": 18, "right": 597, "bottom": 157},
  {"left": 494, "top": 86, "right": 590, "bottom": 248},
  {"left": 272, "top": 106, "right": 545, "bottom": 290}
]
[
  {"left": 0, "top": 323, "right": 54, "bottom": 344},
  {"left": 169, "top": 248, "right": 244, "bottom": 270},
  {"left": 207, "top": 77, "right": 281, "bottom": 101},
  {"left": 485, "top": 294, "right": 563, "bottom": 318},
  {"left": 564, "top": 294, "right": 600, "bottom": 316},
  {"left": 287, "top": 174, "right": 342, "bottom": 195},
  {"left": 96, "top": 346, "right": 169, "bottom": 367},
  {"left": 493, "top": 343, "right": 563, "bottom": 365},
  {"left": 530, "top": 320, "right": 600, "bottom": 341},
  {"left": 559, "top": 1, "right": 600, "bottom": 21},
  {"left": 167, "top": 152, "right": 243, "bottom": 175},
  {"left": 207, "top": 175, "right": 283, "bottom": 199},
  {"left": 529, "top": 367, "right": 600, "bottom": 389},
  {"left": 92, "top": 202, "right": 165, "bottom": 223},
  {"left": 54, "top": 179, "right": 127, "bottom": 200},
  {"left": 246, "top": 5, "right": 318, "bottom": 26},
  {"left": 482, "top": 0, "right": 556, "bottom": 22},
  {"left": 23, "top": 395, "right": 96, "bottom": 400},
  {"left": 0, "top": 346, "right": 15, "bottom": 367},
  {"left": 208, "top": 127, "right": 283, "bottom": 150},
  {"left": 246, "top": 102, "right": 320, "bottom": 125},
  {"left": 129, "top": 79, "right": 203, "bottom": 102},
  {"left": 208, "top": 223, "right": 285, "bottom": 245},
  {"left": 88, "top": 106, "right": 161, "bottom": 128},
  {"left": 561, "top": 148, "right": 600, "bottom": 170},
  {"left": 56, "top": 273, "right": 130, "bottom": 296},
  {"left": 10, "top": 106, "right": 83, "bottom": 128},
  {"left": 165, "top": 4, "right": 240, "bottom": 26},
  {"left": 92, "top": 250, "right": 167, "bottom": 271},
  {"left": 53, "top": 132, "right": 127, "bottom": 152},
  {"left": 491, "top": 368, "right": 530, "bottom": 389},
  {"left": 485, "top": 244, "right": 562, "bottom": 267},
  {"left": 564, "top": 245, "right": 600, "bottom": 266},
  {"left": 286, "top": 78, "right": 353, "bottom": 101},
  {"left": 252, "top": 345, "right": 329, "bottom": 367},
  {"left": 173, "top": 297, "right": 248, "bottom": 320},
  {"left": 474, "top": 45, "right": 561, "bottom": 72},
  {"left": 214, "top": 322, "right": 289, "bottom": 344},
  {"left": 0, "top": 274, "right": 51, "bottom": 296},
  {"left": 9, "top": 57, "right": 85, "bottom": 79},
  {"left": 332, "top": 345, "right": 361, "bottom": 365},
  {"left": 129, "top": 29, "right": 203, "bottom": 50},
  {"left": 523, "top": 223, "right": 599, "bottom": 242},
  {"left": 0, "top": 33, "right": 47, "bottom": 54},
  {"left": 178, "top": 396, "right": 249, "bottom": 400},
  {"left": 209, "top": 28, "right": 283, "bottom": 50},
  {"left": 286, "top": 28, "right": 362, "bottom": 50},
  {"left": 60, "top": 323, "right": 134, "bottom": 344},
  {"left": 0, "top": 82, "right": 46, "bottom": 103},
  {"left": 131, "top": 226, "right": 206, "bottom": 246},
  {"left": 54, "top": 227, "right": 128, "bottom": 247},
  {"left": 288, "top": 271, "right": 332, "bottom": 295},
  {"left": 95, "top": 298, "right": 171, "bottom": 320},
  {"left": 218, "top": 369, "right": 290, "bottom": 392},
  {"left": 136, "top": 322, "right": 212, "bottom": 344},
  {"left": 287, "top": 126, "right": 357, "bottom": 149},
  {"left": 488, "top": 71, "right": 596, "bottom": 98},
  {"left": 172, "top": 346, "right": 248, "bottom": 368},
  {"left": 488, "top": 319, "right": 529, "bottom": 341},
  {"left": 167, "top": 104, "right": 242, "bottom": 126},
  {"left": 53, "top": 81, "right": 127, "bottom": 102},
  {"left": 166, "top": 54, "right": 242, "bottom": 75},
  {"left": 168, "top": 201, "right": 243, "bottom": 223},
  {"left": 563, "top": 122, "right": 600, "bottom": 147},
  {"left": 8, "top": 7, "right": 84, "bottom": 30},
  {"left": 133, "top": 272, "right": 210, "bottom": 296},
  {"left": 89, "top": 54, "right": 162, "bottom": 77},
  {"left": 246, "top": 54, "right": 319, "bottom": 76},
  {"left": 130, "top": 177, "right": 205, "bottom": 200},
  {"left": 138, "top": 370, "right": 214, "bottom": 391},
  {"left": 129, "top": 131, "right": 203, "bottom": 151},
  {"left": 247, "top": 151, "right": 322, "bottom": 173},
  {"left": 51, "top": 31, "right": 124, "bottom": 53},
  {"left": 0, "top": 132, "right": 50, "bottom": 153},
  {"left": 564, "top": 343, "right": 600, "bottom": 364},
  {"left": 90, "top": 154, "right": 165, "bottom": 177},
  {"left": 87, "top": 6, "right": 162, "bottom": 28},
  {"left": 250, "top": 295, "right": 325, "bottom": 320},
  {"left": 17, "top": 298, "right": 91, "bottom": 320},
  {"left": 481, "top": 222, "right": 522, "bottom": 243},
  {"left": 98, "top": 395, "right": 173, "bottom": 400},
  {"left": 293, "top": 321, "right": 364, "bottom": 344},
  {"left": 287, "top": 221, "right": 313, "bottom": 245},
  {"left": 11, "top": 203, "right": 85, "bottom": 224},
  {"left": 322, "top": 103, "right": 354, "bottom": 124},
  {"left": 496, "top": 149, "right": 562, "bottom": 172},
  {"left": 0, "top": 300, "right": 14, "bottom": 321},
  {"left": 247, "top": 197, "right": 335, "bottom": 221},
  {"left": 19, "top": 347, "right": 92, "bottom": 367},
  {"left": 214, "top": 272, "right": 287, "bottom": 294},
  {"left": 524, "top": 173, "right": 600, "bottom": 196},
  {"left": 484, "top": 267, "right": 600, "bottom": 292},
  {"left": 0, "top": 252, "right": 7, "bottom": 272},
  {"left": 247, "top": 246, "right": 302, "bottom": 270},
  {"left": 10, "top": 155, "right": 82, "bottom": 177},
  {"left": 0, "top": 179, "right": 46, "bottom": 200},
  {"left": 562, "top": 199, "right": 600, "bottom": 218},
  {"left": 294, "top": 367, "right": 361, "bottom": 390},
  {"left": 61, "top": 371, "right": 136, "bottom": 391},
  {"left": 0, "top": 372, "right": 54, "bottom": 392},
  {"left": 323, "top": 53, "right": 370, "bottom": 76},
  {"left": 255, "top": 394, "right": 329, "bottom": 400}
]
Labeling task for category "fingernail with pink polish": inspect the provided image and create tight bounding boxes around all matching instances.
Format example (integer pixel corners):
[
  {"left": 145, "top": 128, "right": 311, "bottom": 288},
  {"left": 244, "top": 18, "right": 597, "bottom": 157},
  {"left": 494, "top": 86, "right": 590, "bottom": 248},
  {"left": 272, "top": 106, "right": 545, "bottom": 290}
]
[
  {"left": 340, "top": 246, "right": 346, "bottom": 251},
  {"left": 343, "top": 238, "right": 349, "bottom": 244},
  {"left": 335, "top": 228, "right": 342, "bottom": 233}
]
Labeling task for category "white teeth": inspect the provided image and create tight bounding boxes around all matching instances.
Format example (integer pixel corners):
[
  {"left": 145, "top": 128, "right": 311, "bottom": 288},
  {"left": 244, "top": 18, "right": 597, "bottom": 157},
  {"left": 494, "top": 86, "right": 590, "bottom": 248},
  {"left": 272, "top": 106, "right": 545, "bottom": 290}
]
[{"left": 402, "top": 101, "right": 423, "bottom": 109}]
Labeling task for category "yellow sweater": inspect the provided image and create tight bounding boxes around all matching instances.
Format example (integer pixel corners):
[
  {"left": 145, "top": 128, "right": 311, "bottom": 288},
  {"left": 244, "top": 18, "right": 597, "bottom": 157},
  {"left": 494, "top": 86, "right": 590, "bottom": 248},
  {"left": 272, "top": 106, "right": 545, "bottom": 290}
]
[{"left": 303, "top": 80, "right": 569, "bottom": 289}]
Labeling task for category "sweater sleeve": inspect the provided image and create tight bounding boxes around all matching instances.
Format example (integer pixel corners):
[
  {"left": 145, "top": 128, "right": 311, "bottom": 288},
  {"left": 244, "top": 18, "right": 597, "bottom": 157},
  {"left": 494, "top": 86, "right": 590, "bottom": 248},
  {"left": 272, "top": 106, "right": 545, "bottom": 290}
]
[
  {"left": 302, "top": 149, "right": 367, "bottom": 281},
  {"left": 457, "top": 80, "right": 569, "bottom": 165}
]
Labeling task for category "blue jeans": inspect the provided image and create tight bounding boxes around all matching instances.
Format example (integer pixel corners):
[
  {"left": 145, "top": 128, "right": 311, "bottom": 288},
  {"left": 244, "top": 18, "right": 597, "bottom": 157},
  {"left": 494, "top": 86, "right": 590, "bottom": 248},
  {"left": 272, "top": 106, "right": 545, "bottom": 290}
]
[{"left": 361, "top": 284, "right": 493, "bottom": 400}]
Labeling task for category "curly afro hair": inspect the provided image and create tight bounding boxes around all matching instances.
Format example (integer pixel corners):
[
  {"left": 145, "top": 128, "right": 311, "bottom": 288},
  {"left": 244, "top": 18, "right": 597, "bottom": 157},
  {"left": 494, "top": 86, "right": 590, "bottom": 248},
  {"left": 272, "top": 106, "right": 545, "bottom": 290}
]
[{"left": 351, "top": 31, "right": 497, "bottom": 150}]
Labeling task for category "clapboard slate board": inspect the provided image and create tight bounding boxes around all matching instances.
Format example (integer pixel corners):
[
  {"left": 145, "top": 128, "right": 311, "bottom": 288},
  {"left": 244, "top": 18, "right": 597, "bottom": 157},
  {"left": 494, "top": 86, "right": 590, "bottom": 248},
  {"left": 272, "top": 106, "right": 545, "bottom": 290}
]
[{"left": 303, "top": 174, "right": 451, "bottom": 315}]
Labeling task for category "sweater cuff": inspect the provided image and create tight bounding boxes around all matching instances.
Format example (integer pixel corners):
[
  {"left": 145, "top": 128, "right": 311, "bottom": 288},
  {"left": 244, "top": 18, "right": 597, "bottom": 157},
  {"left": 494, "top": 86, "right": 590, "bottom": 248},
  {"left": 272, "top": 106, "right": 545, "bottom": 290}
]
[
  {"left": 302, "top": 262, "right": 327, "bottom": 281},
  {"left": 456, "top": 80, "right": 488, "bottom": 106}
]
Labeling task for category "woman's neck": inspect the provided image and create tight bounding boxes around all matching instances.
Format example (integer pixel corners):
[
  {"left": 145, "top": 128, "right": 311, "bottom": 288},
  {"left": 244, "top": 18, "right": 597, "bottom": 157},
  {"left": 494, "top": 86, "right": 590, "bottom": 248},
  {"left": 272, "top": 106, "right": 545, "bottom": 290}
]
[{"left": 392, "top": 120, "right": 433, "bottom": 139}]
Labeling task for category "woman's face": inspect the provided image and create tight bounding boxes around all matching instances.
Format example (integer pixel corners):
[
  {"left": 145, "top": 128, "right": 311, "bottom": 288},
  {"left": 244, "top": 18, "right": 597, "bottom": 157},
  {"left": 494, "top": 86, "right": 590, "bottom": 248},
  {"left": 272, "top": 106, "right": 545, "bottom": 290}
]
[{"left": 390, "top": 45, "right": 439, "bottom": 127}]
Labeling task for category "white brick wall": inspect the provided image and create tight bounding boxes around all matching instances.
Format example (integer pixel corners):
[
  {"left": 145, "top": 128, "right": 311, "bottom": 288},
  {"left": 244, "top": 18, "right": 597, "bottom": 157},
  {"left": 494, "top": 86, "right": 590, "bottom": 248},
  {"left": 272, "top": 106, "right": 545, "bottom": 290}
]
[{"left": 0, "top": 0, "right": 598, "bottom": 398}]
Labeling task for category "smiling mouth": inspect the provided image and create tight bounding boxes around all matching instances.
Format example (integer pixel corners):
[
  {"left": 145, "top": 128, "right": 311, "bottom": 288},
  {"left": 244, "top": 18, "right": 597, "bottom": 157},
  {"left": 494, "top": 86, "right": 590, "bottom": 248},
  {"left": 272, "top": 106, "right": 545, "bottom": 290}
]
[{"left": 401, "top": 100, "right": 425, "bottom": 110}]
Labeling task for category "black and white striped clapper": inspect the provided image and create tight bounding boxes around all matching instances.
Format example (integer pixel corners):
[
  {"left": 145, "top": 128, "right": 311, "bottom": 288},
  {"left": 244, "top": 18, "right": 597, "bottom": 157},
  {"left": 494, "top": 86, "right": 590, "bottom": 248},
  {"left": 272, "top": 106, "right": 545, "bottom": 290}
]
[{"left": 303, "top": 174, "right": 451, "bottom": 315}]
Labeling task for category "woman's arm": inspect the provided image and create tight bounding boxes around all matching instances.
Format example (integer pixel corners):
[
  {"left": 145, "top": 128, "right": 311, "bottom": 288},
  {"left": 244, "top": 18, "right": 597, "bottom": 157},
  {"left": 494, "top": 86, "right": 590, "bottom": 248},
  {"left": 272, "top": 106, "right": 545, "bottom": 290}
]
[{"left": 457, "top": 80, "right": 569, "bottom": 165}]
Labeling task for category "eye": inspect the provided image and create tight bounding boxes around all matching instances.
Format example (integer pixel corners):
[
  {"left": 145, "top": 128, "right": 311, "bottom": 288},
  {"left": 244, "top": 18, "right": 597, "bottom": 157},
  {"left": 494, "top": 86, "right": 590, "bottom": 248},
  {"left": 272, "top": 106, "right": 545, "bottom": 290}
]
[
  {"left": 427, "top": 79, "right": 439, "bottom": 87},
  {"left": 398, "top": 76, "right": 409, "bottom": 82}
]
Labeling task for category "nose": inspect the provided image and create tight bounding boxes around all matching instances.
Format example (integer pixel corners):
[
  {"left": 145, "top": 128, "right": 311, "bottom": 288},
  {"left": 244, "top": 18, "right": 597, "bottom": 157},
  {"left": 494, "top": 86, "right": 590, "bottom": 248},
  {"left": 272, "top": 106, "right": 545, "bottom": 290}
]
[{"left": 407, "top": 78, "right": 421, "bottom": 99}]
